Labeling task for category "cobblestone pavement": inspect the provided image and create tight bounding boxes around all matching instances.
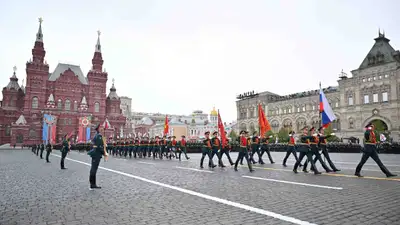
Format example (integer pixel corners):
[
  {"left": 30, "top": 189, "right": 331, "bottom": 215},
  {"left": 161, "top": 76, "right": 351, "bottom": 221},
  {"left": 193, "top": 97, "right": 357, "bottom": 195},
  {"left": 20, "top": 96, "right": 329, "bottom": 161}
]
[{"left": 1, "top": 150, "right": 399, "bottom": 225}]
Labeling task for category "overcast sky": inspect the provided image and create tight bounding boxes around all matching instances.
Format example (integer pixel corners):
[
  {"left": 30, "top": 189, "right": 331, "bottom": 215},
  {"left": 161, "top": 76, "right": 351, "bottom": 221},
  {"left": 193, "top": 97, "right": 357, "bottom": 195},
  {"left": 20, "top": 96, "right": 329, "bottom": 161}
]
[{"left": 0, "top": 0, "right": 399, "bottom": 122}]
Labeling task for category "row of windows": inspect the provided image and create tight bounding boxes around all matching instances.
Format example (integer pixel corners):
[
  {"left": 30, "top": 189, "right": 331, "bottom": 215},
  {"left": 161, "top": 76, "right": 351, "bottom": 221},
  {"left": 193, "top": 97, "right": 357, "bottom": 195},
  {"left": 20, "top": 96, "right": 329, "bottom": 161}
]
[
  {"left": 361, "top": 74, "right": 389, "bottom": 83},
  {"left": 347, "top": 92, "right": 388, "bottom": 105},
  {"left": 31, "top": 97, "right": 101, "bottom": 113}
]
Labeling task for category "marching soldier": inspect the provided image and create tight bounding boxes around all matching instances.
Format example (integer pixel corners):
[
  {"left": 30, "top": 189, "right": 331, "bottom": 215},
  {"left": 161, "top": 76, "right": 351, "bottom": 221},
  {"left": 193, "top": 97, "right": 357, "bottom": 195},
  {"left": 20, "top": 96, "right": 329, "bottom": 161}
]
[
  {"left": 200, "top": 131, "right": 216, "bottom": 168},
  {"left": 134, "top": 137, "right": 139, "bottom": 158},
  {"left": 293, "top": 126, "right": 321, "bottom": 175},
  {"left": 210, "top": 131, "right": 223, "bottom": 167},
  {"left": 88, "top": 124, "right": 108, "bottom": 190},
  {"left": 219, "top": 132, "right": 234, "bottom": 166},
  {"left": 315, "top": 127, "right": 340, "bottom": 172},
  {"left": 36, "top": 143, "right": 40, "bottom": 156},
  {"left": 39, "top": 142, "right": 45, "bottom": 159},
  {"left": 306, "top": 127, "right": 332, "bottom": 173},
  {"left": 234, "top": 131, "right": 254, "bottom": 172},
  {"left": 153, "top": 136, "right": 160, "bottom": 159},
  {"left": 60, "top": 135, "right": 70, "bottom": 170},
  {"left": 45, "top": 141, "right": 52, "bottom": 163},
  {"left": 112, "top": 139, "right": 117, "bottom": 156},
  {"left": 128, "top": 138, "right": 134, "bottom": 158},
  {"left": 260, "top": 134, "right": 275, "bottom": 164},
  {"left": 171, "top": 136, "right": 178, "bottom": 160},
  {"left": 282, "top": 131, "right": 300, "bottom": 167},
  {"left": 355, "top": 123, "right": 396, "bottom": 177},
  {"left": 250, "top": 131, "right": 262, "bottom": 164},
  {"left": 148, "top": 137, "right": 154, "bottom": 158},
  {"left": 178, "top": 135, "right": 190, "bottom": 160}
]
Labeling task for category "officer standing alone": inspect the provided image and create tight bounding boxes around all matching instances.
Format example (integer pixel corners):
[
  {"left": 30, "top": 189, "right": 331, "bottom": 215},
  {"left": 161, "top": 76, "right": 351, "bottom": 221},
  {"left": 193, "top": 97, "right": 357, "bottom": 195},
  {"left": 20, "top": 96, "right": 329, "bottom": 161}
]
[
  {"left": 60, "top": 135, "right": 70, "bottom": 170},
  {"left": 88, "top": 124, "right": 108, "bottom": 190}
]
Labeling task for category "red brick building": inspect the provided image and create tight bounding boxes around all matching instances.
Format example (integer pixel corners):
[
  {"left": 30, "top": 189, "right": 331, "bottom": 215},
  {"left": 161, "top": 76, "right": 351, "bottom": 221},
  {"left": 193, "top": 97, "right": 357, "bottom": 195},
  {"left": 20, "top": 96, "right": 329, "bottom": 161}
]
[{"left": 0, "top": 19, "right": 126, "bottom": 146}]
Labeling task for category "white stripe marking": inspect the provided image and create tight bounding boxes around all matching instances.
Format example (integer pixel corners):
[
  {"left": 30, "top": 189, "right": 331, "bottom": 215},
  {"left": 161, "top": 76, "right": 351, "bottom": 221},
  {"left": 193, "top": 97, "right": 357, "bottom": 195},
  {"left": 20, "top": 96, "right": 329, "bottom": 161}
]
[
  {"left": 51, "top": 154, "right": 316, "bottom": 225},
  {"left": 138, "top": 161, "right": 155, "bottom": 165},
  {"left": 243, "top": 176, "right": 343, "bottom": 190},
  {"left": 286, "top": 160, "right": 400, "bottom": 167},
  {"left": 176, "top": 166, "right": 214, "bottom": 173}
]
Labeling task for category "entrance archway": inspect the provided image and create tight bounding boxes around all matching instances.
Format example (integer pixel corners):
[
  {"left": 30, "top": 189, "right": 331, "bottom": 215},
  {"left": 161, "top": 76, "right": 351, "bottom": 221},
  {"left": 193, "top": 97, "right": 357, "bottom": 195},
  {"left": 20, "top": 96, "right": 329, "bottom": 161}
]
[
  {"left": 370, "top": 119, "right": 388, "bottom": 131},
  {"left": 16, "top": 134, "right": 23, "bottom": 143}
]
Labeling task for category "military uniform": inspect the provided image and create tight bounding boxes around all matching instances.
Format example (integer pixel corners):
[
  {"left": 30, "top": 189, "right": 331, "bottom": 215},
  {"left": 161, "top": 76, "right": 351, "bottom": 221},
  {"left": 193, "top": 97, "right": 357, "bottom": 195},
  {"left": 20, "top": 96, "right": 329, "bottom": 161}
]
[
  {"left": 60, "top": 137, "right": 70, "bottom": 170},
  {"left": 219, "top": 138, "right": 234, "bottom": 166},
  {"left": 315, "top": 127, "right": 340, "bottom": 172},
  {"left": 282, "top": 131, "right": 300, "bottom": 167},
  {"left": 250, "top": 132, "right": 262, "bottom": 164},
  {"left": 148, "top": 138, "right": 154, "bottom": 158},
  {"left": 306, "top": 127, "right": 332, "bottom": 173},
  {"left": 293, "top": 127, "right": 320, "bottom": 175},
  {"left": 178, "top": 135, "right": 190, "bottom": 161},
  {"left": 88, "top": 124, "right": 106, "bottom": 189},
  {"left": 200, "top": 132, "right": 216, "bottom": 168},
  {"left": 260, "top": 135, "right": 274, "bottom": 164},
  {"left": 153, "top": 137, "right": 160, "bottom": 159},
  {"left": 45, "top": 143, "right": 52, "bottom": 163},
  {"left": 355, "top": 124, "right": 396, "bottom": 177},
  {"left": 210, "top": 132, "right": 223, "bottom": 167},
  {"left": 171, "top": 136, "right": 178, "bottom": 160},
  {"left": 134, "top": 138, "right": 139, "bottom": 158},
  {"left": 40, "top": 143, "right": 45, "bottom": 159},
  {"left": 36, "top": 144, "right": 40, "bottom": 156},
  {"left": 234, "top": 131, "right": 253, "bottom": 172}
]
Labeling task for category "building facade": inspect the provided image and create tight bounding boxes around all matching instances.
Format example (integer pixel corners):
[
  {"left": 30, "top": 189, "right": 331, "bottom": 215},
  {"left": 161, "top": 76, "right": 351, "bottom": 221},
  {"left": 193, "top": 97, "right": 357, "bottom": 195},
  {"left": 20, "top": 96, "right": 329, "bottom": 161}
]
[
  {"left": 236, "top": 32, "right": 400, "bottom": 141},
  {"left": 0, "top": 19, "right": 126, "bottom": 146}
]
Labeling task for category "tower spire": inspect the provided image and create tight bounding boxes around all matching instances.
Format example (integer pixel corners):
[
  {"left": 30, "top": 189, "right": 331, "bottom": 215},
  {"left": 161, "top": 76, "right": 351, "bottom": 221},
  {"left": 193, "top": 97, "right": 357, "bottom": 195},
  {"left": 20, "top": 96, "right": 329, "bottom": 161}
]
[
  {"left": 96, "top": 30, "right": 101, "bottom": 53},
  {"left": 36, "top": 17, "right": 43, "bottom": 42}
]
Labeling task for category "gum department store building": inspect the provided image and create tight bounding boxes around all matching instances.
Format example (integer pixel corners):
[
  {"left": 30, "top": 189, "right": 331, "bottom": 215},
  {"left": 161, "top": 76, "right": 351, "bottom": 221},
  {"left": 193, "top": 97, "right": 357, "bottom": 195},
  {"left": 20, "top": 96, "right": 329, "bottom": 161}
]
[{"left": 236, "top": 32, "right": 400, "bottom": 141}]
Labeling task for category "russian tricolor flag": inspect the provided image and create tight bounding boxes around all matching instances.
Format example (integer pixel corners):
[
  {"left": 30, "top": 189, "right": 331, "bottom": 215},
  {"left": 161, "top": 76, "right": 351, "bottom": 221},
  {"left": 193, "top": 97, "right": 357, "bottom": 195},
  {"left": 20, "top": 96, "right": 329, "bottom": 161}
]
[{"left": 319, "top": 86, "right": 337, "bottom": 128}]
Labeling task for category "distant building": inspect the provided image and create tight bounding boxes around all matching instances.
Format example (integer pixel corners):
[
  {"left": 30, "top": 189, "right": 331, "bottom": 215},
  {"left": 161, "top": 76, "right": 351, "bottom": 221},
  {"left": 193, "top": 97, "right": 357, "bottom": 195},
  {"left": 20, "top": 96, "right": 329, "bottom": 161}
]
[{"left": 236, "top": 31, "right": 400, "bottom": 141}]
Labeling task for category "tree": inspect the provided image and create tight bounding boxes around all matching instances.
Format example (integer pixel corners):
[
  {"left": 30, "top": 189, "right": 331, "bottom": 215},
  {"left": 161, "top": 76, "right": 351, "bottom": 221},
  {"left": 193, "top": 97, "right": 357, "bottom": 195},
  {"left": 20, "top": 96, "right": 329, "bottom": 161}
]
[
  {"left": 371, "top": 120, "right": 387, "bottom": 131},
  {"left": 277, "top": 127, "right": 289, "bottom": 143}
]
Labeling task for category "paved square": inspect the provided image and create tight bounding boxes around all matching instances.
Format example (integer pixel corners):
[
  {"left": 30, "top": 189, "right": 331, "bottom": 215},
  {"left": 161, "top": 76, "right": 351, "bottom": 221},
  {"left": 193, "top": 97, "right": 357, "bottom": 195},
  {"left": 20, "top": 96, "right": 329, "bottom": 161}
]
[{"left": 0, "top": 149, "right": 399, "bottom": 225}]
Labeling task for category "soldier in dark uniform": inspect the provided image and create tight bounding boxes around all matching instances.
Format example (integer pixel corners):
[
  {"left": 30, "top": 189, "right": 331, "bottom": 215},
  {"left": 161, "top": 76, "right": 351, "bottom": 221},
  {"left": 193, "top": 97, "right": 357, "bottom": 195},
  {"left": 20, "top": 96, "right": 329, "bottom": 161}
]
[
  {"left": 210, "top": 131, "right": 223, "bottom": 167},
  {"left": 88, "top": 124, "right": 108, "bottom": 190},
  {"left": 45, "top": 142, "right": 52, "bottom": 163},
  {"left": 355, "top": 123, "right": 396, "bottom": 177},
  {"left": 128, "top": 138, "right": 134, "bottom": 158},
  {"left": 40, "top": 143, "right": 45, "bottom": 159},
  {"left": 234, "top": 131, "right": 254, "bottom": 172},
  {"left": 250, "top": 131, "right": 262, "bottom": 164},
  {"left": 153, "top": 136, "right": 160, "bottom": 159},
  {"left": 293, "top": 127, "right": 321, "bottom": 175},
  {"left": 134, "top": 138, "right": 139, "bottom": 158},
  {"left": 36, "top": 144, "right": 40, "bottom": 156},
  {"left": 60, "top": 135, "right": 70, "bottom": 170},
  {"left": 178, "top": 135, "right": 190, "bottom": 160},
  {"left": 148, "top": 137, "right": 154, "bottom": 158},
  {"left": 306, "top": 127, "right": 332, "bottom": 173},
  {"left": 259, "top": 134, "right": 275, "bottom": 164},
  {"left": 160, "top": 136, "right": 167, "bottom": 160},
  {"left": 282, "top": 131, "right": 300, "bottom": 167},
  {"left": 315, "top": 127, "right": 340, "bottom": 172},
  {"left": 219, "top": 132, "right": 234, "bottom": 166},
  {"left": 200, "top": 131, "right": 216, "bottom": 168},
  {"left": 171, "top": 136, "right": 178, "bottom": 160}
]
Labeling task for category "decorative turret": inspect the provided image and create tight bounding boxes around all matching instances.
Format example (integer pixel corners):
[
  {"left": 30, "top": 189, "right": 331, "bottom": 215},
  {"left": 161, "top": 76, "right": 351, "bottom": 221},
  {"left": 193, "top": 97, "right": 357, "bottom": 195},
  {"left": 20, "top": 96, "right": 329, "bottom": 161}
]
[
  {"left": 5, "top": 66, "right": 21, "bottom": 91},
  {"left": 92, "top": 30, "right": 104, "bottom": 71},
  {"left": 79, "top": 96, "right": 88, "bottom": 111},
  {"left": 20, "top": 79, "right": 25, "bottom": 93},
  {"left": 46, "top": 93, "right": 56, "bottom": 108},
  {"left": 32, "top": 17, "right": 46, "bottom": 64},
  {"left": 107, "top": 79, "right": 119, "bottom": 100}
]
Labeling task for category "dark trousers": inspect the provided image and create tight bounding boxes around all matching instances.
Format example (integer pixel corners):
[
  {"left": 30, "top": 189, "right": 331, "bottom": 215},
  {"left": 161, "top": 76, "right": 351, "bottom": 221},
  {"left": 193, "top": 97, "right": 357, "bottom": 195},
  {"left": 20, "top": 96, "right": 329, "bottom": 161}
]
[
  {"left": 314, "top": 146, "right": 338, "bottom": 171},
  {"left": 200, "top": 150, "right": 214, "bottom": 167},
  {"left": 89, "top": 157, "right": 101, "bottom": 186},
  {"left": 235, "top": 151, "right": 253, "bottom": 171},
  {"left": 282, "top": 146, "right": 299, "bottom": 165},
  {"left": 308, "top": 146, "right": 331, "bottom": 172},
  {"left": 355, "top": 146, "right": 391, "bottom": 175},
  {"left": 40, "top": 149, "right": 44, "bottom": 159},
  {"left": 219, "top": 149, "right": 233, "bottom": 165},
  {"left": 60, "top": 151, "right": 67, "bottom": 169},
  {"left": 250, "top": 145, "right": 262, "bottom": 163},
  {"left": 294, "top": 150, "right": 320, "bottom": 173},
  {"left": 209, "top": 149, "right": 220, "bottom": 166},
  {"left": 178, "top": 147, "right": 189, "bottom": 160},
  {"left": 45, "top": 151, "right": 50, "bottom": 162},
  {"left": 36, "top": 149, "right": 39, "bottom": 156},
  {"left": 260, "top": 145, "right": 274, "bottom": 163}
]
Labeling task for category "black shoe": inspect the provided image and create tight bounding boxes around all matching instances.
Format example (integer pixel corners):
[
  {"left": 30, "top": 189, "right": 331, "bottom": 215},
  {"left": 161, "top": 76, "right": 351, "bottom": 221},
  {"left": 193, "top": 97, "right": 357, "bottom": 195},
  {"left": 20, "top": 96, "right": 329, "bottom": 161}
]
[
  {"left": 386, "top": 173, "right": 397, "bottom": 178},
  {"left": 333, "top": 169, "right": 341, "bottom": 172},
  {"left": 200, "top": 166, "right": 204, "bottom": 169},
  {"left": 46, "top": 161, "right": 50, "bottom": 163},
  {"left": 354, "top": 173, "right": 363, "bottom": 177},
  {"left": 326, "top": 170, "right": 333, "bottom": 173},
  {"left": 234, "top": 167, "right": 238, "bottom": 171},
  {"left": 283, "top": 164, "right": 287, "bottom": 167},
  {"left": 61, "top": 168, "right": 67, "bottom": 170},
  {"left": 250, "top": 169, "right": 255, "bottom": 172},
  {"left": 302, "top": 170, "right": 309, "bottom": 173},
  {"left": 314, "top": 172, "right": 322, "bottom": 175},
  {"left": 293, "top": 169, "right": 298, "bottom": 174},
  {"left": 271, "top": 161, "right": 275, "bottom": 164},
  {"left": 212, "top": 165, "right": 217, "bottom": 168}
]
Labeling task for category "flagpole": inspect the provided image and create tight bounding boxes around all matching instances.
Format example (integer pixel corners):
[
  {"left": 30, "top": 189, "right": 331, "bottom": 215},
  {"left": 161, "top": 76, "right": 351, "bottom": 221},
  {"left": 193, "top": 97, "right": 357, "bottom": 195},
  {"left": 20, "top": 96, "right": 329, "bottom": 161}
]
[{"left": 319, "top": 82, "right": 326, "bottom": 163}]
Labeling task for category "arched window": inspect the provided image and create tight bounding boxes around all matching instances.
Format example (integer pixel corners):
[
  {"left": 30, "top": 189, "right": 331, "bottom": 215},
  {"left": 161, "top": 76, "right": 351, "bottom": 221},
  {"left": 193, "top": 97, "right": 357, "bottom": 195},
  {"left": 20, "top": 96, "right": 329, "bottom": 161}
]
[
  {"left": 57, "top": 99, "right": 62, "bottom": 109},
  {"left": 5, "top": 125, "right": 11, "bottom": 136},
  {"left": 32, "top": 97, "right": 39, "bottom": 109},
  {"left": 74, "top": 100, "right": 78, "bottom": 111},
  {"left": 65, "top": 99, "right": 71, "bottom": 111},
  {"left": 94, "top": 102, "right": 100, "bottom": 113}
]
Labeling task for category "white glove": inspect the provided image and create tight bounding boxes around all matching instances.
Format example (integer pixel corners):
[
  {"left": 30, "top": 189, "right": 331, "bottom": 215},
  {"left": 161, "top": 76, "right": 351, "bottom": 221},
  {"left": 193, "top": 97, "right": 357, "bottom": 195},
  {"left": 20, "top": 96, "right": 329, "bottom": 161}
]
[
  {"left": 331, "top": 133, "right": 336, "bottom": 136},
  {"left": 269, "top": 135, "right": 273, "bottom": 138},
  {"left": 289, "top": 134, "right": 292, "bottom": 137},
  {"left": 312, "top": 133, "right": 318, "bottom": 137}
]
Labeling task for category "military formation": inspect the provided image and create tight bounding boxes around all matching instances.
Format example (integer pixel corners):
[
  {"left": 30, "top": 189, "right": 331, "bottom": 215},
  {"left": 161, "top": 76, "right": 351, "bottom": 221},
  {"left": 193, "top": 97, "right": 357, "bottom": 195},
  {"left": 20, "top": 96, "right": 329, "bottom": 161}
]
[{"left": 29, "top": 122, "right": 397, "bottom": 191}]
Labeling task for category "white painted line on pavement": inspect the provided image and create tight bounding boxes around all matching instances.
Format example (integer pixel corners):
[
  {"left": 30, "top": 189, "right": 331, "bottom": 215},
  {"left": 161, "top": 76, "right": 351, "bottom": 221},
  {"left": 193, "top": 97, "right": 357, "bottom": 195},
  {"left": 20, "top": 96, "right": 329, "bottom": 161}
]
[
  {"left": 286, "top": 160, "right": 400, "bottom": 167},
  {"left": 176, "top": 166, "right": 214, "bottom": 173},
  {"left": 138, "top": 161, "right": 155, "bottom": 165},
  {"left": 51, "top": 154, "right": 317, "bottom": 225},
  {"left": 243, "top": 175, "right": 343, "bottom": 190}
]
